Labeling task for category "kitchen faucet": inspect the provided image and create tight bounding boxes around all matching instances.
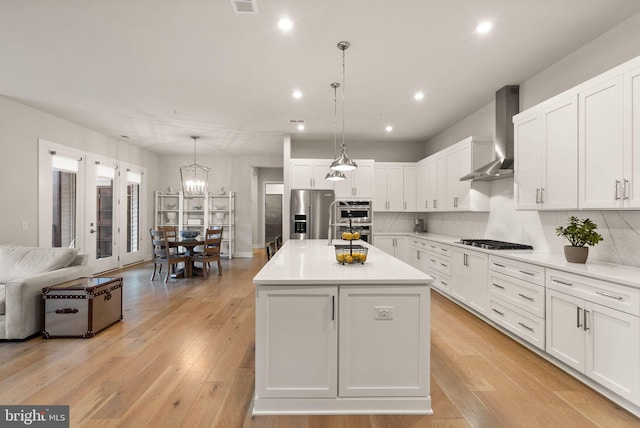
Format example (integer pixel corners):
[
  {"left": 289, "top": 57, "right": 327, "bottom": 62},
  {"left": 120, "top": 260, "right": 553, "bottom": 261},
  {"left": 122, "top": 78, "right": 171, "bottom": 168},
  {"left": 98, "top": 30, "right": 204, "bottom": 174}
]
[{"left": 328, "top": 200, "right": 349, "bottom": 245}]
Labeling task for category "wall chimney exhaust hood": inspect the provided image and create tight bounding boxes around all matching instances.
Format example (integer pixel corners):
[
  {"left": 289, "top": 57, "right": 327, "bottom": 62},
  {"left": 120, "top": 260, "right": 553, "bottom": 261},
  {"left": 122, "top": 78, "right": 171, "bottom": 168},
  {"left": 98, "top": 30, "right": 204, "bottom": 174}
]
[{"left": 460, "top": 85, "right": 520, "bottom": 181}]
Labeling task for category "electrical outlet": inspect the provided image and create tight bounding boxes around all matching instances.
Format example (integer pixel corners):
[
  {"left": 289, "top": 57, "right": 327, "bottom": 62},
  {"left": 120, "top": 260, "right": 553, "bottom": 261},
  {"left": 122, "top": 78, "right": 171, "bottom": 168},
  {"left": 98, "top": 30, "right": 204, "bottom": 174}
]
[
  {"left": 21, "top": 221, "right": 28, "bottom": 231},
  {"left": 374, "top": 306, "right": 394, "bottom": 320}
]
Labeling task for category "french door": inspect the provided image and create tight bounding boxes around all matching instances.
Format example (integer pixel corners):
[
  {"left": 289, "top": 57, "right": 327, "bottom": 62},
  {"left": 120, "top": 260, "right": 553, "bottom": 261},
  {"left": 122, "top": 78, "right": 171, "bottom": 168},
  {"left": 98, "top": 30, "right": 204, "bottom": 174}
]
[{"left": 39, "top": 140, "right": 146, "bottom": 273}]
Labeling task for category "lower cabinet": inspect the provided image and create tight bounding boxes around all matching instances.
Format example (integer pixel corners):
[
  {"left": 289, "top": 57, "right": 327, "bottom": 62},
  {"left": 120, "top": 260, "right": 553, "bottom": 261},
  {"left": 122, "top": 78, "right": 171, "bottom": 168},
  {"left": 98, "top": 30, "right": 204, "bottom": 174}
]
[
  {"left": 546, "top": 269, "right": 640, "bottom": 405},
  {"left": 450, "top": 248, "right": 489, "bottom": 314},
  {"left": 255, "top": 284, "right": 430, "bottom": 403},
  {"left": 375, "top": 235, "right": 409, "bottom": 264}
]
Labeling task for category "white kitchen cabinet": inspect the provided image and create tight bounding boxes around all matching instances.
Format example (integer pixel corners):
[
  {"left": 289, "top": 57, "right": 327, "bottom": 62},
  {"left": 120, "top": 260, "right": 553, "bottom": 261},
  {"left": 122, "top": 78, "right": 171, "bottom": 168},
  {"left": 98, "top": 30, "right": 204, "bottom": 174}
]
[
  {"left": 488, "top": 256, "right": 546, "bottom": 350},
  {"left": 334, "top": 160, "right": 374, "bottom": 199},
  {"left": 445, "top": 137, "right": 493, "bottom": 211},
  {"left": 514, "top": 95, "right": 578, "bottom": 210},
  {"left": 339, "top": 285, "right": 430, "bottom": 397},
  {"left": 626, "top": 65, "right": 640, "bottom": 207},
  {"left": 422, "top": 240, "right": 451, "bottom": 295},
  {"left": 403, "top": 166, "right": 417, "bottom": 211},
  {"left": 416, "top": 158, "right": 430, "bottom": 210},
  {"left": 408, "top": 237, "right": 428, "bottom": 271},
  {"left": 546, "top": 269, "right": 640, "bottom": 404},
  {"left": 373, "top": 164, "right": 404, "bottom": 211},
  {"left": 255, "top": 285, "right": 337, "bottom": 398},
  {"left": 450, "top": 248, "right": 489, "bottom": 314},
  {"left": 429, "top": 155, "right": 446, "bottom": 211},
  {"left": 579, "top": 76, "right": 625, "bottom": 209},
  {"left": 290, "top": 159, "right": 334, "bottom": 190},
  {"left": 375, "top": 235, "right": 408, "bottom": 264}
]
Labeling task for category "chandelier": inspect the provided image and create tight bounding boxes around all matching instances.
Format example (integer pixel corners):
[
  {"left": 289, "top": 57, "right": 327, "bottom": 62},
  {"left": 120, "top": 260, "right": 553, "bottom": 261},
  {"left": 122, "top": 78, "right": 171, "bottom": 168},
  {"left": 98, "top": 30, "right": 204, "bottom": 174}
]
[
  {"left": 325, "top": 82, "right": 346, "bottom": 181},
  {"left": 330, "top": 41, "right": 357, "bottom": 172},
  {"left": 180, "top": 136, "right": 210, "bottom": 196}
]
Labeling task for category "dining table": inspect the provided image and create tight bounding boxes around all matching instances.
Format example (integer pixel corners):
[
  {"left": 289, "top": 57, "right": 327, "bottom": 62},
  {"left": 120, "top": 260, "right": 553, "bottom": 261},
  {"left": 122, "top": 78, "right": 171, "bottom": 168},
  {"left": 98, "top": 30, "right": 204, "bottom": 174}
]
[{"left": 169, "top": 238, "right": 205, "bottom": 277}]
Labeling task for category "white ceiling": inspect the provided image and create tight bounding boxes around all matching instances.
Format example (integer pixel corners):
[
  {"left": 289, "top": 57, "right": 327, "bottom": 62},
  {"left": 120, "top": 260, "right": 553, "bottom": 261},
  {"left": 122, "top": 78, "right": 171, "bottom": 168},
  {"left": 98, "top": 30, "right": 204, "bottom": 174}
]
[{"left": 1, "top": 0, "right": 639, "bottom": 156}]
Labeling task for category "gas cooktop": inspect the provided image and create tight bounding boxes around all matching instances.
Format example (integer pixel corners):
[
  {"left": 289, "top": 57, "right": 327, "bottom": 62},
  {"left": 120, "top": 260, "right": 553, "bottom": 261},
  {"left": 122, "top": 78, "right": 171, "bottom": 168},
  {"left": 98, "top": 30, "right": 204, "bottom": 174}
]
[{"left": 459, "top": 239, "right": 533, "bottom": 250}]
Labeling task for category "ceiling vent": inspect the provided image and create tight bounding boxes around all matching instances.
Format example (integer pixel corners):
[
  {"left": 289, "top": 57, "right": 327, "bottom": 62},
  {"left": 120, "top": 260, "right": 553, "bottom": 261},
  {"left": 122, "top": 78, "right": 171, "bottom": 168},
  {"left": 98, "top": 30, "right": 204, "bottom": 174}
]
[
  {"left": 230, "top": 0, "right": 258, "bottom": 14},
  {"left": 289, "top": 119, "right": 305, "bottom": 124}
]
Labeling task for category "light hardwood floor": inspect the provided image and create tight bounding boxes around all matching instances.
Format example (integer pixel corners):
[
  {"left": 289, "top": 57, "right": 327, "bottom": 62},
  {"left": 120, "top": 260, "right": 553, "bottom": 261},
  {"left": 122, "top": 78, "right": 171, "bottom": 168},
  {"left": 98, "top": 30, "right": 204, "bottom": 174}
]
[{"left": 1, "top": 250, "right": 638, "bottom": 427}]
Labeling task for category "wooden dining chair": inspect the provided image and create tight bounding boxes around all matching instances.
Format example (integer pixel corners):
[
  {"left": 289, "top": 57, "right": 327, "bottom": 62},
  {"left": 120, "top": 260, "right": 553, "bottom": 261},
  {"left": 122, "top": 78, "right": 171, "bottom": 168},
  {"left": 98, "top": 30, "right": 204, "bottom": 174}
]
[
  {"left": 265, "top": 240, "right": 277, "bottom": 261},
  {"left": 192, "top": 227, "right": 223, "bottom": 276},
  {"left": 149, "top": 229, "right": 191, "bottom": 283}
]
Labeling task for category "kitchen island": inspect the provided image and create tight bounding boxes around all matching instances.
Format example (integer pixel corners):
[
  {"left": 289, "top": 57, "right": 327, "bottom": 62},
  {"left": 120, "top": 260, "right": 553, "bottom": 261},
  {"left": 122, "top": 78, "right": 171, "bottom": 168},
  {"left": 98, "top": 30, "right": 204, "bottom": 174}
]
[{"left": 252, "top": 239, "right": 433, "bottom": 415}]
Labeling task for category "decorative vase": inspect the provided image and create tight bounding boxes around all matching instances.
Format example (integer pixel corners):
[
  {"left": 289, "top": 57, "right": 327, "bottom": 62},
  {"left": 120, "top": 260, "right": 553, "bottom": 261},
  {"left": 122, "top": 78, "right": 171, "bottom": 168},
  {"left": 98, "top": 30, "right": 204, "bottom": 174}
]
[{"left": 564, "top": 245, "right": 589, "bottom": 263}]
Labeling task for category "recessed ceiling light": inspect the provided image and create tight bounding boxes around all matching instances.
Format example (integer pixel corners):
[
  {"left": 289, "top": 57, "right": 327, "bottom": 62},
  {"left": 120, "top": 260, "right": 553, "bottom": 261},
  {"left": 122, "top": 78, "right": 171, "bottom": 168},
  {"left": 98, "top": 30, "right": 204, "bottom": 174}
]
[
  {"left": 297, "top": 124, "right": 305, "bottom": 131},
  {"left": 278, "top": 17, "right": 293, "bottom": 31},
  {"left": 476, "top": 21, "right": 493, "bottom": 34},
  {"left": 385, "top": 125, "right": 393, "bottom": 132},
  {"left": 414, "top": 92, "right": 424, "bottom": 101},
  {"left": 292, "top": 90, "right": 302, "bottom": 99}
]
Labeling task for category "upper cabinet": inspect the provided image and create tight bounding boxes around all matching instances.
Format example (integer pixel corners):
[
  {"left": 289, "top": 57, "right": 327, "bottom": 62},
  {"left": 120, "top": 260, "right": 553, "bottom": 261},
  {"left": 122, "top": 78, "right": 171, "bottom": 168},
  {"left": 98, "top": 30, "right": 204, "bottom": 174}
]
[
  {"left": 290, "top": 159, "right": 334, "bottom": 190},
  {"left": 373, "top": 163, "right": 416, "bottom": 211},
  {"left": 514, "top": 55, "right": 640, "bottom": 211},
  {"left": 514, "top": 95, "right": 578, "bottom": 210},
  {"left": 334, "top": 160, "right": 374, "bottom": 199}
]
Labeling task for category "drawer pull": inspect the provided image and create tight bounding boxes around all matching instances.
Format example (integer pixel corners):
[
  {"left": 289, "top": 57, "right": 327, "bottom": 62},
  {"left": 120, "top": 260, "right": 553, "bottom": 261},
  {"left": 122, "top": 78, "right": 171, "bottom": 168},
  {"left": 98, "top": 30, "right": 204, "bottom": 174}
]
[
  {"left": 518, "top": 322, "right": 534, "bottom": 332},
  {"left": 519, "top": 270, "right": 535, "bottom": 276},
  {"left": 595, "top": 291, "right": 623, "bottom": 300},
  {"left": 492, "top": 283, "right": 505, "bottom": 290},
  {"left": 584, "top": 309, "right": 589, "bottom": 331},
  {"left": 55, "top": 308, "right": 79, "bottom": 315},
  {"left": 441, "top": 281, "right": 448, "bottom": 286},
  {"left": 430, "top": 259, "right": 436, "bottom": 263},
  {"left": 518, "top": 293, "right": 534, "bottom": 301},
  {"left": 492, "top": 308, "right": 504, "bottom": 316},
  {"left": 493, "top": 263, "right": 506, "bottom": 268},
  {"left": 440, "top": 263, "right": 448, "bottom": 267},
  {"left": 554, "top": 279, "right": 573, "bottom": 286}
]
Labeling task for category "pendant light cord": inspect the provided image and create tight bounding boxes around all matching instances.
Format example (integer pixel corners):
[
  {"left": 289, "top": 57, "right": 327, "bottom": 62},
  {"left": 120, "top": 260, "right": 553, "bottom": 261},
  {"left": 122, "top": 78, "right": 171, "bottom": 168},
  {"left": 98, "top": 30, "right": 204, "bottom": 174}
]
[
  {"left": 341, "top": 46, "right": 346, "bottom": 151},
  {"left": 332, "top": 83, "right": 340, "bottom": 157}
]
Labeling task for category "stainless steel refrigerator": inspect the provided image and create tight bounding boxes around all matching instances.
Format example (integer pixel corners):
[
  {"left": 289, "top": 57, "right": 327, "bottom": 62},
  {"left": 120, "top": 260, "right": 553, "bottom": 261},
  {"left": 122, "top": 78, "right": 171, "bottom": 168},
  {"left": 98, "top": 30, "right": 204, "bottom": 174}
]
[{"left": 290, "top": 189, "right": 335, "bottom": 239}]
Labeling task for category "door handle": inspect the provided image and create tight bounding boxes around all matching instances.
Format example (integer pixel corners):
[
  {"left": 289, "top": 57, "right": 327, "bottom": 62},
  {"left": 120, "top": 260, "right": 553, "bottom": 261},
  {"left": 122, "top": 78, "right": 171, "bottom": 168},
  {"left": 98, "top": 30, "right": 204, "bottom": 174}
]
[
  {"left": 623, "top": 179, "right": 629, "bottom": 200},
  {"left": 615, "top": 180, "right": 621, "bottom": 200},
  {"left": 540, "top": 188, "right": 544, "bottom": 204},
  {"left": 331, "top": 296, "right": 335, "bottom": 321},
  {"left": 90, "top": 229, "right": 96, "bottom": 234},
  {"left": 577, "top": 307, "right": 582, "bottom": 328},
  {"left": 535, "top": 188, "right": 540, "bottom": 204},
  {"left": 583, "top": 309, "right": 589, "bottom": 331}
]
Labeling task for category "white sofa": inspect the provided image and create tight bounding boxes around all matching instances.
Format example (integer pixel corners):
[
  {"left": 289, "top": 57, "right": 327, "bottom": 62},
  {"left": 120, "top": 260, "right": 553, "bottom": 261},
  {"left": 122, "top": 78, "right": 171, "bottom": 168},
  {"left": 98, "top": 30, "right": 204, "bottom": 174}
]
[{"left": 0, "top": 245, "right": 92, "bottom": 340}]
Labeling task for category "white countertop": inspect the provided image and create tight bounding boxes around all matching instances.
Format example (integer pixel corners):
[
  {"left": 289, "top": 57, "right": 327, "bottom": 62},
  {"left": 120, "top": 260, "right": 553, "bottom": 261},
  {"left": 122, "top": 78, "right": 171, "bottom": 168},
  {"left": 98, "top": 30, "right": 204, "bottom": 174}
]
[
  {"left": 254, "top": 239, "right": 432, "bottom": 286},
  {"left": 377, "top": 232, "right": 640, "bottom": 288}
]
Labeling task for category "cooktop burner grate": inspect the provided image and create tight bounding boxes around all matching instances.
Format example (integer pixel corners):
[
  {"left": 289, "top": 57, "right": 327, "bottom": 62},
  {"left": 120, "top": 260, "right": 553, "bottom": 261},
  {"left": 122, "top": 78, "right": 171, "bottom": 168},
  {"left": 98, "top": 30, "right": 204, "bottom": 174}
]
[{"left": 459, "top": 239, "right": 533, "bottom": 250}]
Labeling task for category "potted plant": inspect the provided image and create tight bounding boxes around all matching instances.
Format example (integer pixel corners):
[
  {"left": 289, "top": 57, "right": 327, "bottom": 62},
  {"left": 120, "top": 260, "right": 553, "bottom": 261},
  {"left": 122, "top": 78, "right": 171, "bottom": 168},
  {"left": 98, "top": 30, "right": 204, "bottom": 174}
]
[{"left": 555, "top": 216, "right": 603, "bottom": 263}]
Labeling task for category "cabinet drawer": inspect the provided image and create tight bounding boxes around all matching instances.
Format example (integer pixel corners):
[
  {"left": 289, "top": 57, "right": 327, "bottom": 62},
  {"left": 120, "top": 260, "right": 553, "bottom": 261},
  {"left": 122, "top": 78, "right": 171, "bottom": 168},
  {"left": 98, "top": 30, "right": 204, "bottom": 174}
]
[
  {"left": 429, "top": 271, "right": 450, "bottom": 294},
  {"left": 546, "top": 269, "right": 640, "bottom": 316},
  {"left": 410, "top": 238, "right": 429, "bottom": 250},
  {"left": 427, "top": 241, "right": 450, "bottom": 257},
  {"left": 489, "top": 299, "right": 545, "bottom": 350},
  {"left": 489, "top": 255, "right": 544, "bottom": 286},
  {"left": 489, "top": 271, "right": 544, "bottom": 318},
  {"left": 427, "top": 252, "right": 450, "bottom": 276}
]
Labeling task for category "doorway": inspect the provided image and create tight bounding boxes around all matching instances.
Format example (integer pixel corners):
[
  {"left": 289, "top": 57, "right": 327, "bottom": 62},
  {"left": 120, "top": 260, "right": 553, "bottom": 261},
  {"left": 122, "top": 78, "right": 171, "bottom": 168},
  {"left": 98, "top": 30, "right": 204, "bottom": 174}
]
[{"left": 264, "top": 183, "right": 283, "bottom": 244}]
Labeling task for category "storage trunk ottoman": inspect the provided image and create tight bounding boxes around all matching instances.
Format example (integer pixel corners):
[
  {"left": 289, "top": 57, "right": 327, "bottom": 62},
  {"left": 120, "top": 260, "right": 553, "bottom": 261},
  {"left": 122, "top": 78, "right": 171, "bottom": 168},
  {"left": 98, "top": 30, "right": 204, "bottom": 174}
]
[{"left": 42, "top": 277, "right": 123, "bottom": 338}]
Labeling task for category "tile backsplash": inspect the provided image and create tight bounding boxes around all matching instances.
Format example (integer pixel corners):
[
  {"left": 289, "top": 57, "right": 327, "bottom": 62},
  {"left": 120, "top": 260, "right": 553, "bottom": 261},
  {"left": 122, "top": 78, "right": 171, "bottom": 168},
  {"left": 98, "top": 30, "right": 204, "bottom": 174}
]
[{"left": 376, "top": 179, "right": 640, "bottom": 268}]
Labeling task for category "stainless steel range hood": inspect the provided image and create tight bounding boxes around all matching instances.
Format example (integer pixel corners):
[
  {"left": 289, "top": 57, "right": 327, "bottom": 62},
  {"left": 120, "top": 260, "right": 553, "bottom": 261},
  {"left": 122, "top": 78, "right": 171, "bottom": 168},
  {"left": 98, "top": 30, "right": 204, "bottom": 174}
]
[{"left": 460, "top": 85, "right": 520, "bottom": 181}]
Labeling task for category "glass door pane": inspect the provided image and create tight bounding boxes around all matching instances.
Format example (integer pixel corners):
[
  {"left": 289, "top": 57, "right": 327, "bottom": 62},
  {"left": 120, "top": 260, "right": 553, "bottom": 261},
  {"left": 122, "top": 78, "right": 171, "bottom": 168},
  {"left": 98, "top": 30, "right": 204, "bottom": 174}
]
[
  {"left": 51, "top": 155, "right": 79, "bottom": 248},
  {"left": 96, "top": 165, "right": 114, "bottom": 259}
]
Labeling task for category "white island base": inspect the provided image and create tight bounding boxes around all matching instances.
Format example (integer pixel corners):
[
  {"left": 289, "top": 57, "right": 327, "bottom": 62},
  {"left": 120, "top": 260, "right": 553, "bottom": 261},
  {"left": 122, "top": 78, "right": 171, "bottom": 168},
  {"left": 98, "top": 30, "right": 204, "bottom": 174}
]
[{"left": 252, "top": 240, "right": 433, "bottom": 415}]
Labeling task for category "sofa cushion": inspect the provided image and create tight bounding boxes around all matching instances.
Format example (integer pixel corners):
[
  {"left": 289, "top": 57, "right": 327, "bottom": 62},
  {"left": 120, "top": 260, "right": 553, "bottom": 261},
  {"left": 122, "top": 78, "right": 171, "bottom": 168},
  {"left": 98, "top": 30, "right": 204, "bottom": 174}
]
[
  {"left": 0, "top": 283, "right": 4, "bottom": 315},
  {"left": 0, "top": 245, "right": 79, "bottom": 284}
]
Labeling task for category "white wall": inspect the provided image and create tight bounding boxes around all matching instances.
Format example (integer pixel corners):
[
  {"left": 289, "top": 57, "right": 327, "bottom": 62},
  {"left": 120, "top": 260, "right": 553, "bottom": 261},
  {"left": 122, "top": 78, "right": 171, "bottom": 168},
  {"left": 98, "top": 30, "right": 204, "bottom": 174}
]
[
  {"left": 0, "top": 95, "right": 161, "bottom": 247},
  {"left": 253, "top": 168, "right": 284, "bottom": 248},
  {"left": 157, "top": 153, "right": 283, "bottom": 257},
  {"left": 421, "top": 11, "right": 640, "bottom": 267}
]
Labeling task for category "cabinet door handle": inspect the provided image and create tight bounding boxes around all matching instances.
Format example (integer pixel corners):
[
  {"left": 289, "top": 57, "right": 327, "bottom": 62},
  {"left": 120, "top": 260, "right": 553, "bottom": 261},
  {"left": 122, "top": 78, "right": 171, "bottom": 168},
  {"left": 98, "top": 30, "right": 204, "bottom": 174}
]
[
  {"left": 453, "top": 197, "right": 458, "bottom": 208},
  {"left": 623, "top": 179, "right": 629, "bottom": 200},
  {"left": 615, "top": 180, "right": 621, "bottom": 200},
  {"left": 433, "top": 199, "right": 437, "bottom": 209},
  {"left": 577, "top": 307, "right": 582, "bottom": 328},
  {"left": 584, "top": 309, "right": 589, "bottom": 331},
  {"left": 331, "top": 296, "right": 335, "bottom": 321},
  {"left": 492, "top": 283, "right": 505, "bottom": 290},
  {"left": 519, "top": 270, "right": 535, "bottom": 276},
  {"left": 425, "top": 200, "right": 428, "bottom": 209},
  {"left": 535, "top": 188, "right": 540, "bottom": 204},
  {"left": 417, "top": 250, "right": 420, "bottom": 260},
  {"left": 404, "top": 201, "right": 407, "bottom": 210},
  {"left": 518, "top": 293, "right": 534, "bottom": 301},
  {"left": 595, "top": 291, "right": 623, "bottom": 300},
  {"left": 540, "top": 188, "right": 545, "bottom": 204},
  {"left": 492, "top": 308, "right": 504, "bottom": 316},
  {"left": 518, "top": 322, "right": 534, "bottom": 332},
  {"left": 554, "top": 279, "right": 573, "bottom": 286}
]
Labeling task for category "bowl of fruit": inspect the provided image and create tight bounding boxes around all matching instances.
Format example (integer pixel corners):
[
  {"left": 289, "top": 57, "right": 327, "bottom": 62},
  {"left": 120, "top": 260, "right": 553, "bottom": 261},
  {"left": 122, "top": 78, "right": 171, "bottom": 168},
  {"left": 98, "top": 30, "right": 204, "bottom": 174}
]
[{"left": 334, "top": 245, "right": 368, "bottom": 265}]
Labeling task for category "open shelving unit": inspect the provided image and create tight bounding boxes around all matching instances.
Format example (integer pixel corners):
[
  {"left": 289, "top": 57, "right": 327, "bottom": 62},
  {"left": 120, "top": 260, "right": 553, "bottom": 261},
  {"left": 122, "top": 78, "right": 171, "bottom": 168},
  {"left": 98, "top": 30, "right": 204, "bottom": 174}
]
[{"left": 154, "top": 190, "right": 235, "bottom": 259}]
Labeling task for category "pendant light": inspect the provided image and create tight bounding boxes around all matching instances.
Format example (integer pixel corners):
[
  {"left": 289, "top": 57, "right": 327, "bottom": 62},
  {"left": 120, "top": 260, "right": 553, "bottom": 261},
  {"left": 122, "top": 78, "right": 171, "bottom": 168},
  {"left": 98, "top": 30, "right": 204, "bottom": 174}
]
[
  {"left": 325, "top": 82, "right": 346, "bottom": 181},
  {"left": 330, "top": 41, "right": 357, "bottom": 172},
  {"left": 180, "top": 136, "right": 210, "bottom": 196}
]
